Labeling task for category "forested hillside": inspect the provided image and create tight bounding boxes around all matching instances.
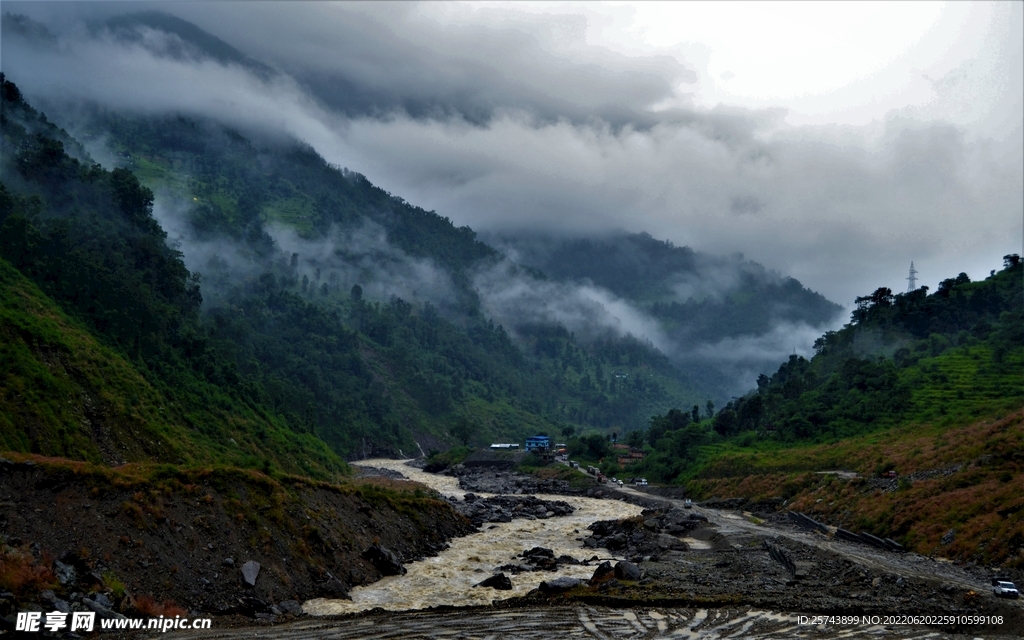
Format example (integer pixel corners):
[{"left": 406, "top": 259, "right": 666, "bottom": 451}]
[
  {"left": 711, "top": 259, "right": 1023, "bottom": 442},
  {"left": 0, "top": 76, "right": 706, "bottom": 462},
  {"left": 0, "top": 78, "right": 345, "bottom": 477},
  {"left": 499, "top": 232, "right": 840, "bottom": 342}
]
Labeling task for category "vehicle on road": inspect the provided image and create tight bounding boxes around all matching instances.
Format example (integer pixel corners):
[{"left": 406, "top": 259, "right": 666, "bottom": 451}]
[
  {"left": 992, "top": 580, "right": 1019, "bottom": 598},
  {"left": 683, "top": 499, "right": 692, "bottom": 509},
  {"left": 634, "top": 478, "right": 648, "bottom": 486}
]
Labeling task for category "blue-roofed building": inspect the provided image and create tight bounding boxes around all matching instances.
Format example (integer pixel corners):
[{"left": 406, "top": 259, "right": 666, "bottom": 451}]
[{"left": 525, "top": 435, "right": 550, "bottom": 452}]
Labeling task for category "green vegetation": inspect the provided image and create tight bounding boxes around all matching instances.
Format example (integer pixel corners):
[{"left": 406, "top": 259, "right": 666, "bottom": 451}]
[
  {"left": 711, "top": 260, "right": 1023, "bottom": 443},
  {"left": 520, "top": 233, "right": 841, "bottom": 341},
  {"left": 0, "top": 76, "right": 345, "bottom": 476},
  {"left": 423, "top": 446, "right": 473, "bottom": 472}
]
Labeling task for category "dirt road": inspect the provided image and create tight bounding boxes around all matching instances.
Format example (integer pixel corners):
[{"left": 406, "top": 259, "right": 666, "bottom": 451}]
[{"left": 616, "top": 485, "right": 1011, "bottom": 596}]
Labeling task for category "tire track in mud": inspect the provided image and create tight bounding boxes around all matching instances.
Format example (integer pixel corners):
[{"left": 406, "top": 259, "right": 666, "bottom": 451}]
[{"left": 148, "top": 605, "right": 969, "bottom": 639}]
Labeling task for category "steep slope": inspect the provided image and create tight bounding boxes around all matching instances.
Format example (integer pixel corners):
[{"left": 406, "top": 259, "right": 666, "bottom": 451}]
[
  {"left": 0, "top": 256, "right": 345, "bottom": 476},
  {"left": 0, "top": 77, "right": 346, "bottom": 476},
  {"left": 496, "top": 232, "right": 841, "bottom": 338}
]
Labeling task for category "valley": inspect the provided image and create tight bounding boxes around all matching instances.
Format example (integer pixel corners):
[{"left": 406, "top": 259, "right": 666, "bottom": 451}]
[{"left": 1, "top": 7, "right": 1022, "bottom": 636}]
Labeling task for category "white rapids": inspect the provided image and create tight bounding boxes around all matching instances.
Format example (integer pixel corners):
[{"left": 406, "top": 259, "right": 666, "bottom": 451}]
[{"left": 303, "top": 458, "right": 642, "bottom": 615}]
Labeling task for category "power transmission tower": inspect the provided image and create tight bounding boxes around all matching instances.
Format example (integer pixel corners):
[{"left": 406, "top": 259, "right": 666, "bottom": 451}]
[{"left": 906, "top": 261, "right": 918, "bottom": 292}]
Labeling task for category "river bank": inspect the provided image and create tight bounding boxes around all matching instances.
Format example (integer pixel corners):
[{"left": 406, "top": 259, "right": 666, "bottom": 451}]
[{"left": 0, "top": 455, "right": 473, "bottom": 629}]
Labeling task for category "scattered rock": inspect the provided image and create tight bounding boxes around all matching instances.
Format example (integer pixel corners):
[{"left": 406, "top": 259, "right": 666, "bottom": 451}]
[
  {"left": 318, "top": 578, "right": 350, "bottom": 599},
  {"left": 500, "top": 547, "right": 580, "bottom": 574},
  {"left": 240, "top": 560, "right": 261, "bottom": 587},
  {"left": 277, "top": 600, "right": 303, "bottom": 615},
  {"left": 82, "top": 596, "right": 125, "bottom": 620},
  {"left": 614, "top": 561, "right": 642, "bottom": 581},
  {"left": 53, "top": 560, "right": 76, "bottom": 586},
  {"left": 940, "top": 529, "right": 956, "bottom": 545},
  {"left": 539, "top": 577, "right": 581, "bottom": 594},
  {"left": 452, "top": 495, "right": 574, "bottom": 528},
  {"left": 362, "top": 543, "right": 406, "bottom": 576},
  {"left": 585, "top": 507, "right": 705, "bottom": 557},
  {"left": 474, "top": 573, "right": 513, "bottom": 590},
  {"left": 589, "top": 561, "right": 614, "bottom": 585}
]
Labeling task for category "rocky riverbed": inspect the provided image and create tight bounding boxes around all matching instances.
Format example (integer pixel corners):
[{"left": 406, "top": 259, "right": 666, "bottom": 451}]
[{"left": 308, "top": 460, "right": 1024, "bottom": 638}]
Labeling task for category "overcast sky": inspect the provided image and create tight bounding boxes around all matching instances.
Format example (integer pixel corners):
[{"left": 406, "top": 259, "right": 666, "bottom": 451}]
[{"left": 2, "top": 1, "right": 1021, "bottom": 304}]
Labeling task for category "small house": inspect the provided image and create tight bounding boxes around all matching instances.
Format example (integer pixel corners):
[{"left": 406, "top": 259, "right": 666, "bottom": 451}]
[{"left": 525, "top": 435, "right": 550, "bottom": 452}]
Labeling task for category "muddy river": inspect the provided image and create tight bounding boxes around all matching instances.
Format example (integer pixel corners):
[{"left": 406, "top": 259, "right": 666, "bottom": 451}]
[{"left": 303, "top": 459, "right": 642, "bottom": 615}]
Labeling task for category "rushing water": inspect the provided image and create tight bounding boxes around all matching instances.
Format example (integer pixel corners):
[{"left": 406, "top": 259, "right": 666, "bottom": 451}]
[{"left": 303, "top": 459, "right": 642, "bottom": 615}]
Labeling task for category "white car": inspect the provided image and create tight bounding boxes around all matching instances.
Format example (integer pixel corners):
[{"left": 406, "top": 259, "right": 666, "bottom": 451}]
[
  {"left": 683, "top": 499, "right": 693, "bottom": 509},
  {"left": 992, "top": 580, "right": 1019, "bottom": 598}
]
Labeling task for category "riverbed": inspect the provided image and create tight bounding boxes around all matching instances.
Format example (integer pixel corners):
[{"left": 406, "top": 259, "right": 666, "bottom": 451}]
[{"left": 303, "top": 459, "right": 642, "bottom": 615}]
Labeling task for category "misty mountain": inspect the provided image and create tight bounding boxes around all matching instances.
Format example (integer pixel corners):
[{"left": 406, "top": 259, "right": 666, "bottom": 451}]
[
  {"left": 490, "top": 232, "right": 844, "bottom": 395},
  {"left": 98, "top": 11, "right": 276, "bottom": 80},
  {"left": 82, "top": 105, "right": 842, "bottom": 400}
]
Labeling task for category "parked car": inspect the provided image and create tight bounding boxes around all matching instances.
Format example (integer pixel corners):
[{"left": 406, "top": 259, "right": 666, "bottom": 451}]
[
  {"left": 683, "top": 499, "right": 692, "bottom": 509},
  {"left": 634, "top": 478, "right": 648, "bottom": 486},
  {"left": 992, "top": 580, "right": 1019, "bottom": 598}
]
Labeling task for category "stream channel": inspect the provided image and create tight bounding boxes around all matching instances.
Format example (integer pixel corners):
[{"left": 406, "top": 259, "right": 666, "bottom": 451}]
[{"left": 303, "top": 458, "right": 642, "bottom": 614}]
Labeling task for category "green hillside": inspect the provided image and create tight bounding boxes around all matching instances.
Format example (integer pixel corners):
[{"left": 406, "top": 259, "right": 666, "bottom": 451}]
[{"left": 0, "top": 256, "right": 345, "bottom": 476}]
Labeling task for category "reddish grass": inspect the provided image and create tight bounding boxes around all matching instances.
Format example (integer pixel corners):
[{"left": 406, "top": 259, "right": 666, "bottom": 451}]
[
  {"left": 690, "top": 410, "right": 1024, "bottom": 568},
  {"left": 0, "top": 548, "right": 59, "bottom": 596},
  {"left": 134, "top": 594, "right": 188, "bottom": 618}
]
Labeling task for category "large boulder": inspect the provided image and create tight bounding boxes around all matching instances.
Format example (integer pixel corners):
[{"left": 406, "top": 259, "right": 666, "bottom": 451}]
[
  {"left": 362, "top": 543, "right": 407, "bottom": 576},
  {"left": 589, "top": 561, "right": 614, "bottom": 585},
  {"left": 539, "top": 577, "right": 581, "bottom": 594},
  {"left": 614, "top": 561, "right": 642, "bottom": 581},
  {"left": 656, "top": 534, "right": 688, "bottom": 551},
  {"left": 240, "top": 560, "right": 261, "bottom": 587},
  {"left": 475, "top": 573, "right": 513, "bottom": 590}
]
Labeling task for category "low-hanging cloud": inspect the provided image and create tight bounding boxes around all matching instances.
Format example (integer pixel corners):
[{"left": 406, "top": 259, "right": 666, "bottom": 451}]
[
  {"left": 3, "top": 1, "right": 1020, "bottom": 308},
  {"left": 152, "top": 193, "right": 458, "bottom": 309},
  {"left": 473, "top": 259, "right": 671, "bottom": 351},
  {"left": 684, "top": 320, "right": 844, "bottom": 397}
]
